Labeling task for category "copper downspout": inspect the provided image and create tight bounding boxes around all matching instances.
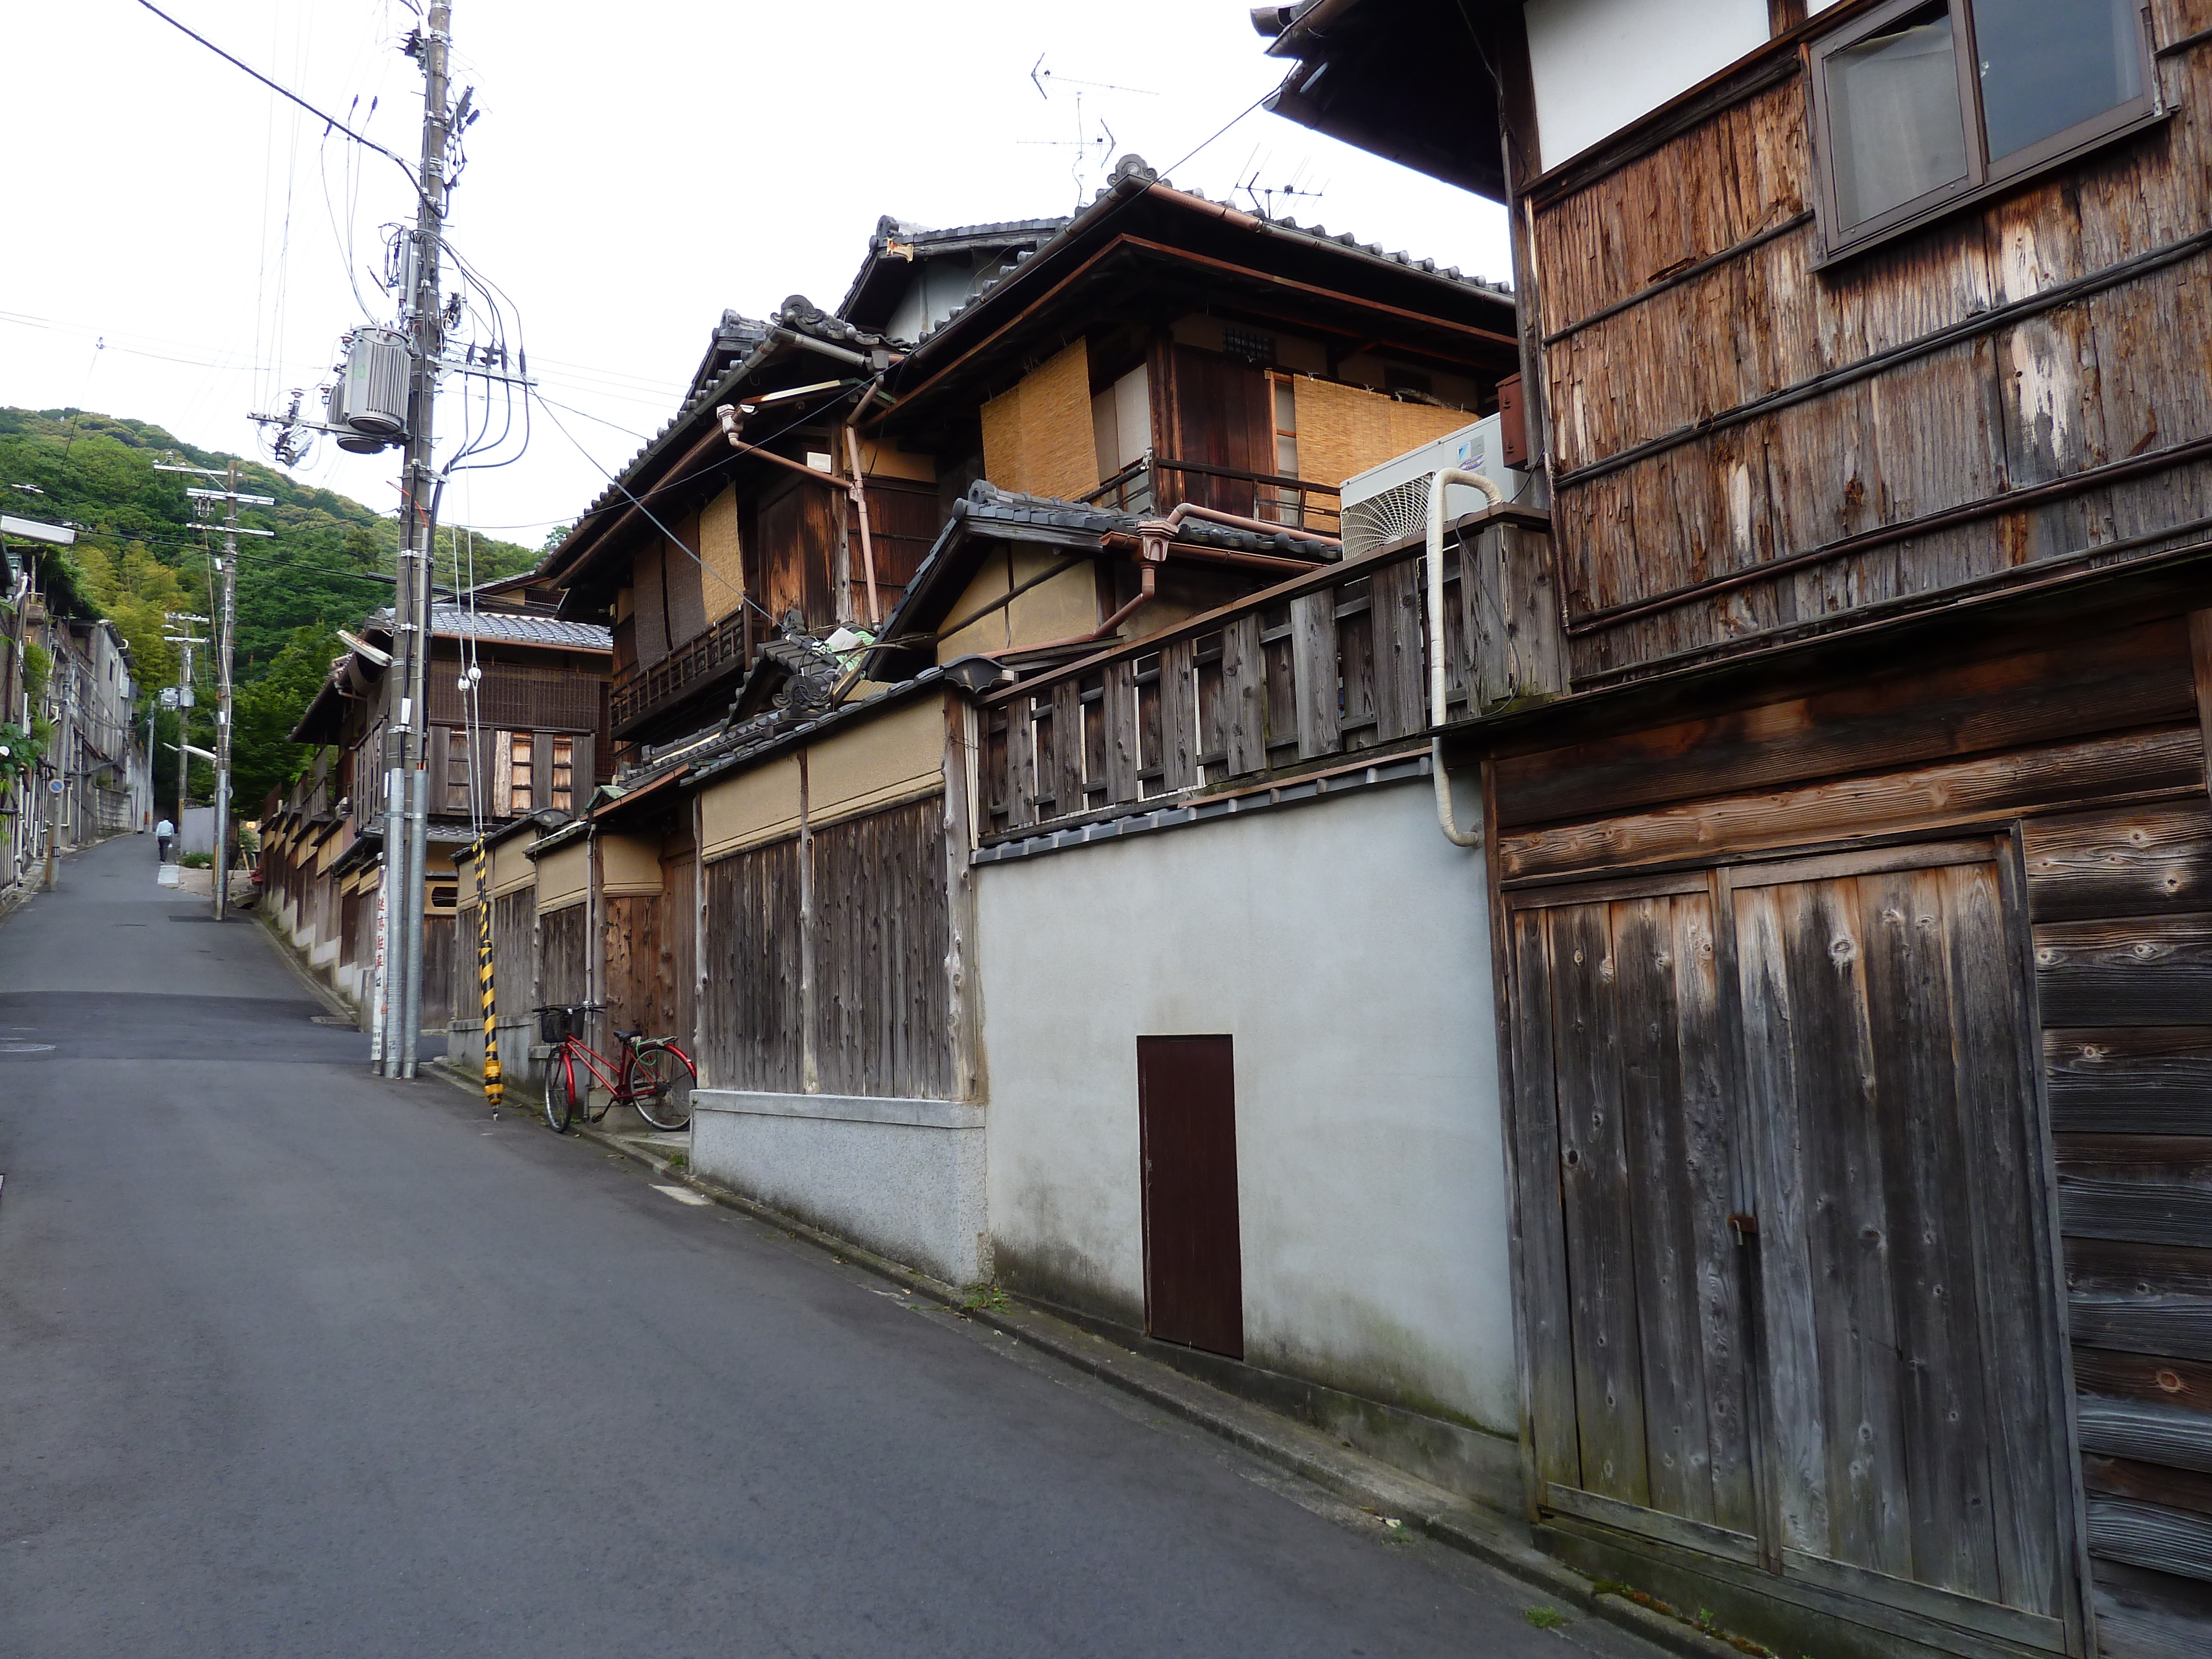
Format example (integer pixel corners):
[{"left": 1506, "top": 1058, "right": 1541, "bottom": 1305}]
[
  {"left": 1142, "top": 499, "right": 1342, "bottom": 553},
  {"left": 1009, "top": 560, "right": 1158, "bottom": 658},
  {"left": 1099, "top": 533, "right": 1317, "bottom": 575},
  {"left": 715, "top": 405, "right": 853, "bottom": 492}
]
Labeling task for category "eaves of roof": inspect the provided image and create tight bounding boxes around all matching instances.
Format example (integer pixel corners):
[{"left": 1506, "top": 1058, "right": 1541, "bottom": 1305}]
[
  {"left": 869, "top": 479, "right": 1339, "bottom": 681},
  {"left": 684, "top": 668, "right": 951, "bottom": 793},
  {"left": 477, "top": 807, "right": 573, "bottom": 853},
  {"left": 887, "top": 153, "right": 1511, "bottom": 384},
  {"left": 289, "top": 663, "right": 360, "bottom": 745},
  {"left": 361, "top": 605, "right": 612, "bottom": 652},
  {"left": 540, "top": 300, "right": 900, "bottom": 592},
  {"left": 835, "top": 213, "right": 1070, "bottom": 336}
]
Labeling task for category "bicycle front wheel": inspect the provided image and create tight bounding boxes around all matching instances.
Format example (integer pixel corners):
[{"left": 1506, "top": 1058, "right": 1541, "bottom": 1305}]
[
  {"left": 630, "top": 1041, "right": 696, "bottom": 1131},
  {"left": 544, "top": 1048, "right": 576, "bottom": 1133}
]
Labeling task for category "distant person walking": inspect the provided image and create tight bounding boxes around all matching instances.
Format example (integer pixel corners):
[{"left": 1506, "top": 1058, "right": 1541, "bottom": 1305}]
[{"left": 155, "top": 817, "right": 175, "bottom": 863}]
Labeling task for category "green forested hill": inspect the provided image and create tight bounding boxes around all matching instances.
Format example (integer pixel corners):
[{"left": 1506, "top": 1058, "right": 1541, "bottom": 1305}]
[{"left": 1, "top": 405, "right": 544, "bottom": 813}]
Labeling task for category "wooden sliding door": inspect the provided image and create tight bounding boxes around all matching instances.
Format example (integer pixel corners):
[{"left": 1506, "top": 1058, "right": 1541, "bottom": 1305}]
[
  {"left": 1509, "top": 840, "right": 2085, "bottom": 1652},
  {"left": 1506, "top": 877, "right": 1761, "bottom": 1557}
]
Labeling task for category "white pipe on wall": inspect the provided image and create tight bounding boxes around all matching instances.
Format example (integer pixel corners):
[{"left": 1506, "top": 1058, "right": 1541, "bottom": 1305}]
[{"left": 1425, "top": 468, "right": 1503, "bottom": 849}]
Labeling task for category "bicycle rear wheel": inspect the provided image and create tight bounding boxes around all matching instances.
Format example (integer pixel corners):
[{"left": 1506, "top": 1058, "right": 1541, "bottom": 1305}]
[
  {"left": 544, "top": 1048, "right": 576, "bottom": 1133},
  {"left": 630, "top": 1041, "right": 696, "bottom": 1131}
]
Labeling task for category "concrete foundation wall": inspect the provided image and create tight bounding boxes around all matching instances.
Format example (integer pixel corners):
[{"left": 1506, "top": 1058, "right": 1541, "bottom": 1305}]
[
  {"left": 445, "top": 1016, "right": 540, "bottom": 1098},
  {"left": 975, "top": 780, "right": 1519, "bottom": 1446},
  {"left": 690, "top": 1091, "right": 987, "bottom": 1286}
]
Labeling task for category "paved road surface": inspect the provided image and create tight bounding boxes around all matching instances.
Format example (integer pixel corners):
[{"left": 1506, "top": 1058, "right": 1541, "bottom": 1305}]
[{"left": 1, "top": 836, "right": 1649, "bottom": 1659}]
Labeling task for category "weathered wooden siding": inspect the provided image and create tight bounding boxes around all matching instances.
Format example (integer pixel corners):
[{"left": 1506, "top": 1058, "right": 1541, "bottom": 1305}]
[
  {"left": 1490, "top": 605, "right": 2212, "bottom": 1657},
  {"left": 488, "top": 890, "right": 535, "bottom": 1025},
  {"left": 697, "top": 797, "right": 953, "bottom": 1099},
  {"left": 1530, "top": 6, "right": 2212, "bottom": 684},
  {"left": 420, "top": 914, "right": 454, "bottom": 1031},
  {"left": 536, "top": 902, "right": 587, "bottom": 1010},
  {"left": 810, "top": 799, "right": 953, "bottom": 1099},
  {"left": 602, "top": 893, "right": 674, "bottom": 1042},
  {"left": 701, "top": 836, "right": 802, "bottom": 1093}
]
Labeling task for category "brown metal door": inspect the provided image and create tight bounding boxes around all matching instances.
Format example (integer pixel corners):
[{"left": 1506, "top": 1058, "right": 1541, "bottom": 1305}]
[
  {"left": 1728, "top": 844, "right": 2083, "bottom": 1652},
  {"left": 1138, "top": 1035, "right": 1244, "bottom": 1358}
]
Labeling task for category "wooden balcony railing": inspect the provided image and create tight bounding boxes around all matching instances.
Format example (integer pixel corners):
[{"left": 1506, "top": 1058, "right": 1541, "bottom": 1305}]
[
  {"left": 978, "top": 508, "right": 1555, "bottom": 841},
  {"left": 610, "top": 607, "right": 750, "bottom": 735},
  {"left": 1079, "top": 457, "right": 1343, "bottom": 534}
]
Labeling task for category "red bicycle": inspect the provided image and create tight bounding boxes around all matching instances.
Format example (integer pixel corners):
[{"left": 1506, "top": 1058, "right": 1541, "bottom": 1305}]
[{"left": 535, "top": 1003, "right": 695, "bottom": 1134}]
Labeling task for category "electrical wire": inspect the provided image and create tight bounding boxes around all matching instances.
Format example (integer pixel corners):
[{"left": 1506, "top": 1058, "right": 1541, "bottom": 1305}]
[
  {"left": 526, "top": 377, "right": 870, "bottom": 562},
  {"left": 129, "top": 0, "right": 428, "bottom": 201},
  {"left": 530, "top": 387, "right": 868, "bottom": 628}
]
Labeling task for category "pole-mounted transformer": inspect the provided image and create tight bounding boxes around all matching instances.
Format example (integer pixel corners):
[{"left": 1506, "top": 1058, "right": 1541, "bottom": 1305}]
[{"left": 338, "top": 327, "right": 413, "bottom": 448}]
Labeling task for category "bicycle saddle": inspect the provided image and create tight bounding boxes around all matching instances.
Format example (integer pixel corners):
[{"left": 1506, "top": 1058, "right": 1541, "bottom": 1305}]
[{"left": 614, "top": 1027, "right": 644, "bottom": 1042}]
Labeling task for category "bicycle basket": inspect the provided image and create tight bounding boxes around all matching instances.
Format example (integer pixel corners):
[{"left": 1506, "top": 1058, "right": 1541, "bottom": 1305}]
[{"left": 539, "top": 1005, "right": 583, "bottom": 1044}]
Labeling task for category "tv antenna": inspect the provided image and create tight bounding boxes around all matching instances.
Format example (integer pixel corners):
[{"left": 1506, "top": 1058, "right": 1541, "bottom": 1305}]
[
  {"left": 1023, "top": 55, "right": 1155, "bottom": 206},
  {"left": 1236, "top": 155, "right": 1326, "bottom": 221}
]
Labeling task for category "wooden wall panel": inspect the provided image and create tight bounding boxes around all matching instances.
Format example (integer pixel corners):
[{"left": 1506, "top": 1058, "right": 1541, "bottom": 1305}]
[
  {"left": 697, "top": 800, "right": 951, "bottom": 1100},
  {"left": 632, "top": 539, "right": 669, "bottom": 668},
  {"left": 808, "top": 797, "right": 952, "bottom": 1100},
  {"left": 1493, "top": 594, "right": 2212, "bottom": 1642},
  {"left": 535, "top": 902, "right": 587, "bottom": 1010},
  {"left": 1498, "top": 620, "right": 2195, "bottom": 830},
  {"left": 701, "top": 837, "right": 802, "bottom": 1094},
  {"left": 602, "top": 893, "right": 667, "bottom": 1042},
  {"left": 1532, "top": 31, "right": 2212, "bottom": 685}
]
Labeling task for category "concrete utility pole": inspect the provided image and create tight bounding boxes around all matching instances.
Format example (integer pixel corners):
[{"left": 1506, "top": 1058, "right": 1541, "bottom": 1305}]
[
  {"left": 155, "top": 466, "right": 271, "bottom": 919},
  {"left": 43, "top": 650, "right": 72, "bottom": 891},
  {"left": 213, "top": 462, "right": 240, "bottom": 919},
  {"left": 161, "top": 618, "right": 207, "bottom": 868},
  {"left": 381, "top": 0, "right": 453, "bottom": 1079}
]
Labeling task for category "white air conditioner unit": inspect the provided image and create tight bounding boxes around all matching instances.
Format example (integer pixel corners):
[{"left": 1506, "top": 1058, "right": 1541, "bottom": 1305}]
[{"left": 1337, "top": 413, "right": 1524, "bottom": 559}]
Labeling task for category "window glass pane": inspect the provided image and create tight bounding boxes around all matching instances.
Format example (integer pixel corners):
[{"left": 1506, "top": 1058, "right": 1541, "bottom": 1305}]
[
  {"left": 1825, "top": 3, "right": 1971, "bottom": 228},
  {"left": 1974, "top": 0, "right": 2142, "bottom": 162}
]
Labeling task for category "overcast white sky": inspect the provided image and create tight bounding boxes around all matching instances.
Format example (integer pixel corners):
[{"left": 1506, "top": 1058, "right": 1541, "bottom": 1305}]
[{"left": 2, "top": 1, "right": 1510, "bottom": 544}]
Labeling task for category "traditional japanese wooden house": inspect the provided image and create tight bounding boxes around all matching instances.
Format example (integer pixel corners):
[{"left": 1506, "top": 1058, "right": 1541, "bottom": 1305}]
[
  {"left": 278, "top": 576, "right": 610, "bottom": 1028},
  {"left": 530, "top": 173, "right": 1525, "bottom": 1313},
  {"left": 1258, "top": 1, "right": 2212, "bottom": 1655}
]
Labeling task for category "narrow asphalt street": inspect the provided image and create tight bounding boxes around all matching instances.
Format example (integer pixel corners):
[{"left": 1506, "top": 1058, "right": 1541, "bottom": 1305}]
[{"left": 0, "top": 834, "right": 1645, "bottom": 1659}]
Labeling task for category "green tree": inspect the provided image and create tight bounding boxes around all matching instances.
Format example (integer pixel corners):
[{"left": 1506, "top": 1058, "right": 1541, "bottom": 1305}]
[{"left": 229, "top": 625, "right": 338, "bottom": 815}]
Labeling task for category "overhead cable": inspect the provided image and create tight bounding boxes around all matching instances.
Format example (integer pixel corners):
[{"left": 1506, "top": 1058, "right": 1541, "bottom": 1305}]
[{"left": 131, "top": 0, "right": 427, "bottom": 201}]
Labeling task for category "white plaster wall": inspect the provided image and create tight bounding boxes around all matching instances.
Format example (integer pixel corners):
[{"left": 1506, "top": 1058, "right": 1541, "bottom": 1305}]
[
  {"left": 1524, "top": 0, "right": 1772, "bottom": 170},
  {"left": 977, "top": 781, "right": 1517, "bottom": 1434},
  {"left": 692, "top": 1092, "right": 988, "bottom": 1287}
]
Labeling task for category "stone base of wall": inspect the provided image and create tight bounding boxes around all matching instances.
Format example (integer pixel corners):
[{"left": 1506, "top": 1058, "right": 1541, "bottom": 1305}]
[
  {"left": 445, "top": 1018, "right": 540, "bottom": 1099},
  {"left": 1013, "top": 1292, "right": 1525, "bottom": 1514},
  {"left": 691, "top": 1090, "right": 986, "bottom": 1287}
]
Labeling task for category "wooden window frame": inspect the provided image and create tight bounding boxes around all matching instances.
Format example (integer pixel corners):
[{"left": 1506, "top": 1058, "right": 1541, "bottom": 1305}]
[
  {"left": 509, "top": 731, "right": 534, "bottom": 814},
  {"left": 549, "top": 734, "right": 574, "bottom": 812},
  {"left": 1806, "top": 0, "right": 2162, "bottom": 267}
]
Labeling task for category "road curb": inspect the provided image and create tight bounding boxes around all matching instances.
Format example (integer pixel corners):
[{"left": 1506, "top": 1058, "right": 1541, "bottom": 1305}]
[
  {"left": 418, "top": 1057, "right": 1755, "bottom": 1659},
  {"left": 253, "top": 910, "right": 362, "bottom": 1026}
]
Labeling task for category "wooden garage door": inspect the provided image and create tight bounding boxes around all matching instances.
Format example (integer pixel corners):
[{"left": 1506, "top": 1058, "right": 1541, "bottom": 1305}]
[
  {"left": 1509, "top": 842, "right": 2084, "bottom": 1652},
  {"left": 1729, "top": 846, "right": 2081, "bottom": 1649},
  {"left": 1507, "top": 876, "right": 1761, "bottom": 1555}
]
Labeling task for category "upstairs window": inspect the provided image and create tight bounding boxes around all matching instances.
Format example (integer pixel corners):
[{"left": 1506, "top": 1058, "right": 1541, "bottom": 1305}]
[
  {"left": 1808, "top": 0, "right": 2154, "bottom": 259},
  {"left": 549, "top": 735, "right": 575, "bottom": 812},
  {"left": 508, "top": 731, "right": 534, "bottom": 813}
]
